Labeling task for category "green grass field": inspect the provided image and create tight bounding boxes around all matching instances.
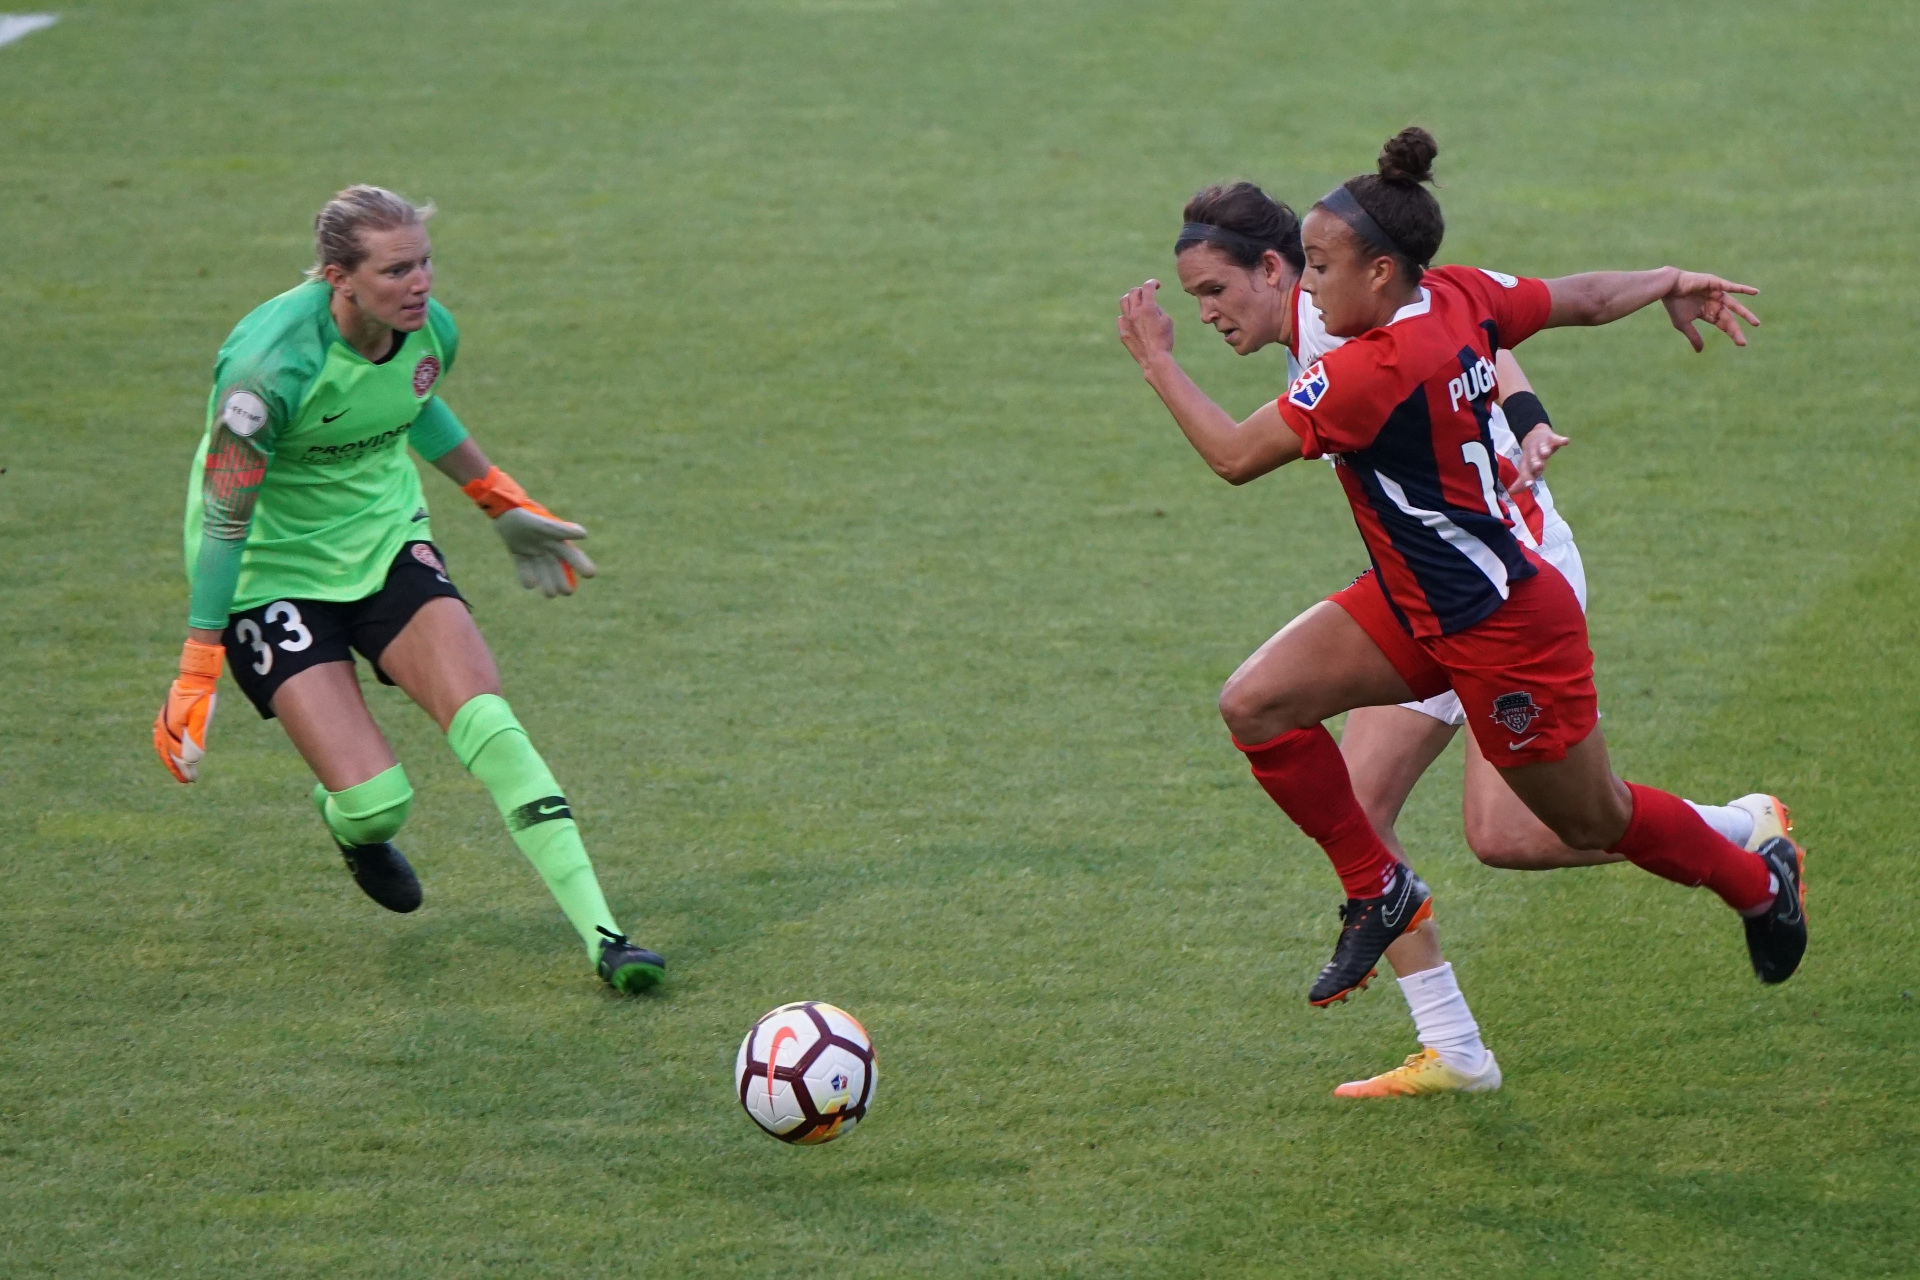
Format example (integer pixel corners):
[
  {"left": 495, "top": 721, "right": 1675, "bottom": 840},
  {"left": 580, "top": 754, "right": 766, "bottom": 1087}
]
[{"left": 4, "top": 1, "right": 1918, "bottom": 1274}]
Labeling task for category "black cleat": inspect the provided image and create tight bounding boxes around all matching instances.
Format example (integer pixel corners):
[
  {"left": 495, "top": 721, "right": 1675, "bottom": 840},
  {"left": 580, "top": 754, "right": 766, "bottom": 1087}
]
[
  {"left": 1308, "top": 863, "right": 1433, "bottom": 1007},
  {"left": 1744, "top": 836, "right": 1806, "bottom": 984},
  {"left": 596, "top": 926, "right": 665, "bottom": 993},
  {"left": 337, "top": 841, "right": 423, "bottom": 914}
]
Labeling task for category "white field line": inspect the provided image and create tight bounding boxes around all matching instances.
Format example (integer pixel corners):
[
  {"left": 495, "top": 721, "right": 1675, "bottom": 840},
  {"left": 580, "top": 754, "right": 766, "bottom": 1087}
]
[{"left": 0, "top": 13, "right": 57, "bottom": 49}]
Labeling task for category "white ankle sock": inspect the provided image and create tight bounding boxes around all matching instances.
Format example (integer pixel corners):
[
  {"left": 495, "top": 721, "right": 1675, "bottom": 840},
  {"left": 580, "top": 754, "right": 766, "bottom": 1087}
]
[
  {"left": 1685, "top": 800, "right": 1755, "bottom": 848},
  {"left": 1397, "top": 963, "right": 1489, "bottom": 1076}
]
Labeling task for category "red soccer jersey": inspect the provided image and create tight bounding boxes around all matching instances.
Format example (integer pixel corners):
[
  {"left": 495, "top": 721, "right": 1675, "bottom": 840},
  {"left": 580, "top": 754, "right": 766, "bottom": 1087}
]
[
  {"left": 1284, "top": 278, "right": 1551, "bottom": 548},
  {"left": 1277, "top": 265, "right": 1553, "bottom": 637}
]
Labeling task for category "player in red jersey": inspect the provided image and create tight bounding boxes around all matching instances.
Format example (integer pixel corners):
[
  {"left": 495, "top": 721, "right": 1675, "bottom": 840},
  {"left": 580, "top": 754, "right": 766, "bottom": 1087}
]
[
  {"left": 1151, "top": 179, "right": 1789, "bottom": 1094},
  {"left": 1118, "top": 128, "right": 1806, "bottom": 1094}
]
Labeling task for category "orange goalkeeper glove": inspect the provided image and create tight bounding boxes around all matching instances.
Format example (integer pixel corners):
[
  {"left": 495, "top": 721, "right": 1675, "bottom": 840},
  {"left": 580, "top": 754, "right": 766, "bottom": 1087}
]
[
  {"left": 154, "top": 639, "right": 223, "bottom": 784},
  {"left": 462, "top": 465, "right": 598, "bottom": 598}
]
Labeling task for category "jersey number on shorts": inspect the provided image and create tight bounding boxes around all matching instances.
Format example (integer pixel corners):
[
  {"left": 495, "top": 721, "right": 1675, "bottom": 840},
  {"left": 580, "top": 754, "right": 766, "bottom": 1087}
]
[{"left": 235, "top": 601, "right": 314, "bottom": 675}]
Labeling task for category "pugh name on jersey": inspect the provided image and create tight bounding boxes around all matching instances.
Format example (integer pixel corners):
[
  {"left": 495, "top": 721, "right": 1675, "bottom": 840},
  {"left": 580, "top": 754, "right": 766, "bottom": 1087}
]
[{"left": 1447, "top": 355, "right": 1497, "bottom": 413}]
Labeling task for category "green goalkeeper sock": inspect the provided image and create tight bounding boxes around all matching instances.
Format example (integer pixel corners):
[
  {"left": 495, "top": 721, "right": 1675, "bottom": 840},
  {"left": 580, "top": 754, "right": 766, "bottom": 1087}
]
[
  {"left": 446, "top": 694, "right": 620, "bottom": 958},
  {"left": 313, "top": 764, "right": 413, "bottom": 846}
]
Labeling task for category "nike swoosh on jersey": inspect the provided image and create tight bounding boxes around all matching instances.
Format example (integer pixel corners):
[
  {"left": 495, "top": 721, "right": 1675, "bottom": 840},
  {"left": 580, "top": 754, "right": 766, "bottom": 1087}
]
[
  {"left": 1507, "top": 735, "right": 1542, "bottom": 750},
  {"left": 321, "top": 409, "right": 350, "bottom": 423}
]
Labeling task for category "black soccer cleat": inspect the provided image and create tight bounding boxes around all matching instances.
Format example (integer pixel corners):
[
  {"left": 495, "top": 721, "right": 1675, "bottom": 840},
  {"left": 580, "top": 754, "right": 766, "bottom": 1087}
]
[
  {"left": 1308, "top": 863, "right": 1433, "bottom": 1007},
  {"left": 1744, "top": 836, "right": 1807, "bottom": 985},
  {"left": 336, "top": 840, "right": 423, "bottom": 914},
  {"left": 596, "top": 926, "right": 666, "bottom": 994}
]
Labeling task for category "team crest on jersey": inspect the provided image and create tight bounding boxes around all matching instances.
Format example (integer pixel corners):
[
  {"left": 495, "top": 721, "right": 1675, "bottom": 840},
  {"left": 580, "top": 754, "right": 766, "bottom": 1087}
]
[
  {"left": 1287, "top": 361, "right": 1330, "bottom": 411},
  {"left": 1490, "top": 691, "right": 1542, "bottom": 734},
  {"left": 412, "top": 354, "right": 442, "bottom": 397},
  {"left": 1479, "top": 269, "right": 1519, "bottom": 289},
  {"left": 411, "top": 544, "right": 448, "bottom": 579}
]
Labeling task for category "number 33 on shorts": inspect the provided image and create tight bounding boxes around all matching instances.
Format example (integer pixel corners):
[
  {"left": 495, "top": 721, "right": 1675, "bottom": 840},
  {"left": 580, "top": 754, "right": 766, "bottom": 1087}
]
[
  {"left": 221, "top": 596, "right": 352, "bottom": 722},
  {"left": 233, "top": 601, "right": 314, "bottom": 675}
]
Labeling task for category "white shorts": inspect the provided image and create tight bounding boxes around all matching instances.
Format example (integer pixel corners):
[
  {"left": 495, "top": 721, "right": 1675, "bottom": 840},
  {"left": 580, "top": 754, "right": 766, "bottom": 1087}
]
[{"left": 1398, "top": 535, "right": 1588, "bottom": 727}]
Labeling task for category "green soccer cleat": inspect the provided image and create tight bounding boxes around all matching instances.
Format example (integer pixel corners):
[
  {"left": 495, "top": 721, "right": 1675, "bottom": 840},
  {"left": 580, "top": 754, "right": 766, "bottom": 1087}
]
[{"left": 596, "top": 926, "right": 666, "bottom": 993}]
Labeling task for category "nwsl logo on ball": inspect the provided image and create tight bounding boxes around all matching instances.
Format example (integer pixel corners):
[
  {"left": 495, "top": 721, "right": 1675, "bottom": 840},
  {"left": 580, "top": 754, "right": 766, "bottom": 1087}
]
[{"left": 1287, "top": 361, "right": 1329, "bottom": 411}]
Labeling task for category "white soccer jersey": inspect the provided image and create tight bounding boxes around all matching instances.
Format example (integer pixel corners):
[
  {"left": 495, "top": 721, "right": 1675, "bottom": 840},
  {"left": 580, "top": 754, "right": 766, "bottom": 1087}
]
[{"left": 1287, "top": 283, "right": 1342, "bottom": 374}]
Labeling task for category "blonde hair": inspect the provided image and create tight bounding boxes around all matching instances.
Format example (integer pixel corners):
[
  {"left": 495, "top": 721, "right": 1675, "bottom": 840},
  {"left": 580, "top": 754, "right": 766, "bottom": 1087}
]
[{"left": 305, "top": 185, "right": 435, "bottom": 279}]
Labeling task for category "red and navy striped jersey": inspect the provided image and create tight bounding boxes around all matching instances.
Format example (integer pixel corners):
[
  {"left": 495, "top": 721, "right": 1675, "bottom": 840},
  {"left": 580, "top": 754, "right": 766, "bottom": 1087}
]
[
  {"left": 1282, "top": 282, "right": 1558, "bottom": 549},
  {"left": 1277, "top": 266, "right": 1553, "bottom": 637}
]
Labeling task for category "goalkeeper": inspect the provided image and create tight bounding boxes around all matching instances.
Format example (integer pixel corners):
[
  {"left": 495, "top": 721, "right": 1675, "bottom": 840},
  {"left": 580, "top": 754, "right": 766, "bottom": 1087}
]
[{"left": 153, "top": 185, "right": 663, "bottom": 993}]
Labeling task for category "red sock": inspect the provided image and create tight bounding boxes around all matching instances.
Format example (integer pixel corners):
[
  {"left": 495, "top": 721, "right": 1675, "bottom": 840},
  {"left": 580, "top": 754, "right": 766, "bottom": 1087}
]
[
  {"left": 1235, "top": 727, "right": 1399, "bottom": 899},
  {"left": 1610, "top": 782, "right": 1772, "bottom": 912}
]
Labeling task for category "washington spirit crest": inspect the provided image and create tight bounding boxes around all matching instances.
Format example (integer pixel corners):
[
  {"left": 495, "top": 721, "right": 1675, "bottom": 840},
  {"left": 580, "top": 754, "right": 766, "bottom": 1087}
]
[
  {"left": 412, "top": 354, "right": 442, "bottom": 397},
  {"left": 1490, "top": 691, "right": 1542, "bottom": 734}
]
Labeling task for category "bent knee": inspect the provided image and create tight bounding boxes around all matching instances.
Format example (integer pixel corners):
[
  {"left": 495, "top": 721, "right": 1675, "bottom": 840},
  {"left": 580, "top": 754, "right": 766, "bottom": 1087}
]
[
  {"left": 1540, "top": 817, "right": 1620, "bottom": 853},
  {"left": 323, "top": 764, "right": 414, "bottom": 846},
  {"left": 1218, "top": 677, "right": 1312, "bottom": 742},
  {"left": 1465, "top": 822, "right": 1561, "bottom": 869},
  {"left": 1216, "top": 681, "right": 1255, "bottom": 733},
  {"left": 1218, "top": 688, "right": 1279, "bottom": 743},
  {"left": 1469, "top": 841, "right": 1560, "bottom": 871}
]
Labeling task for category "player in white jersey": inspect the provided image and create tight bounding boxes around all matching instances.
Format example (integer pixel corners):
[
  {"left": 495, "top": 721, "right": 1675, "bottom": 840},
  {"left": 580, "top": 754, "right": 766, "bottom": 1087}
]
[{"left": 1166, "top": 181, "right": 1790, "bottom": 1096}]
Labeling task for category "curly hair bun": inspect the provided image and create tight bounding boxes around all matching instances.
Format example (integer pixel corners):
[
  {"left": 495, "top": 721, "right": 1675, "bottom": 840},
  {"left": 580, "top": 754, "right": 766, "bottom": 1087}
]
[{"left": 1377, "top": 127, "right": 1438, "bottom": 187}]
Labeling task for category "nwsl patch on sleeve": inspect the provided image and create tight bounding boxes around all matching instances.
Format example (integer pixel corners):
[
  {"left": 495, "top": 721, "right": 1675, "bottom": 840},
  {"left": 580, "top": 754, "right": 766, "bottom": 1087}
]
[
  {"left": 219, "top": 390, "right": 269, "bottom": 438},
  {"left": 1287, "top": 361, "right": 1329, "bottom": 411},
  {"left": 1479, "top": 269, "right": 1519, "bottom": 288}
]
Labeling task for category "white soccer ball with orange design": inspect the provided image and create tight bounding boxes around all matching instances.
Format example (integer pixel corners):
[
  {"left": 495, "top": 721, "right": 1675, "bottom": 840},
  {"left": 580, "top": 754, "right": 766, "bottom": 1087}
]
[{"left": 735, "top": 1001, "right": 876, "bottom": 1145}]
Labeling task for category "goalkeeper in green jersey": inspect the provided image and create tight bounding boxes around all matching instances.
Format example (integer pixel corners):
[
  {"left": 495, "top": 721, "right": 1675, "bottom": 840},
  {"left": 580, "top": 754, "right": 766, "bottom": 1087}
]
[{"left": 153, "top": 185, "right": 663, "bottom": 993}]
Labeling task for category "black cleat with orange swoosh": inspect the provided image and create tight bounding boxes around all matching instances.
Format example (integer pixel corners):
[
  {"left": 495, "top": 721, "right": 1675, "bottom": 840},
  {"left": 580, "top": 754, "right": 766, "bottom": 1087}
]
[{"left": 1308, "top": 862, "right": 1433, "bottom": 1007}]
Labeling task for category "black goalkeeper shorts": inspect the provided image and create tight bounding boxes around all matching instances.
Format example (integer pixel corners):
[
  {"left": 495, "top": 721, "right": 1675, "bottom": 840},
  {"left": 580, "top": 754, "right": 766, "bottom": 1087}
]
[{"left": 223, "top": 540, "right": 467, "bottom": 719}]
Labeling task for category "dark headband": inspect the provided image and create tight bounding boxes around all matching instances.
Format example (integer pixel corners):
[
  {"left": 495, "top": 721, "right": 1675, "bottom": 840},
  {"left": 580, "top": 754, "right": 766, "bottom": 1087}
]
[
  {"left": 1176, "top": 221, "right": 1274, "bottom": 260},
  {"left": 1317, "top": 185, "right": 1417, "bottom": 265}
]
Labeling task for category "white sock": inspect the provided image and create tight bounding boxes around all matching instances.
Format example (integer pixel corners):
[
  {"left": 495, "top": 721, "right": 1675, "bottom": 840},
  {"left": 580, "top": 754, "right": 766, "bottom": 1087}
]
[
  {"left": 1685, "top": 800, "right": 1754, "bottom": 848},
  {"left": 1397, "top": 962, "right": 1489, "bottom": 1076}
]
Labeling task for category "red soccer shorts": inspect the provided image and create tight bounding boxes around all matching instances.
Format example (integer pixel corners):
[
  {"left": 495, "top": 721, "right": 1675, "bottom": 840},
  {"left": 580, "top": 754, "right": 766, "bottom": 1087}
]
[{"left": 1328, "top": 559, "right": 1598, "bottom": 766}]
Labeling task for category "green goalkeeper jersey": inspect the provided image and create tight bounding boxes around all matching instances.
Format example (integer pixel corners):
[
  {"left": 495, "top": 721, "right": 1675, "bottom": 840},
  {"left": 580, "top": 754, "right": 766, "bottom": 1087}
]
[{"left": 182, "top": 279, "right": 471, "bottom": 628}]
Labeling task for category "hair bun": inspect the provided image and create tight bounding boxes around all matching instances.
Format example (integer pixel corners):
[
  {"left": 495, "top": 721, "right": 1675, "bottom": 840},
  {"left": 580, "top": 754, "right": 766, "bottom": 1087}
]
[{"left": 1378, "top": 126, "right": 1438, "bottom": 186}]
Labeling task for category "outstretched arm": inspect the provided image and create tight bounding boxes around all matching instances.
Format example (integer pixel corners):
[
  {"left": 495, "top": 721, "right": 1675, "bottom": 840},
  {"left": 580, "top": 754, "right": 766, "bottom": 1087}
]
[
  {"left": 419, "top": 416, "right": 597, "bottom": 598},
  {"left": 1544, "top": 267, "right": 1760, "bottom": 351},
  {"left": 428, "top": 435, "right": 492, "bottom": 486},
  {"left": 1116, "top": 279, "right": 1303, "bottom": 485}
]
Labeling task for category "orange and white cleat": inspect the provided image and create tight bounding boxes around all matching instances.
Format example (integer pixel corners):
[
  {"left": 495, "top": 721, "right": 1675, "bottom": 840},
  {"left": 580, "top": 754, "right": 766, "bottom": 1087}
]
[
  {"left": 1728, "top": 793, "right": 1792, "bottom": 852},
  {"left": 1333, "top": 1046, "right": 1502, "bottom": 1099}
]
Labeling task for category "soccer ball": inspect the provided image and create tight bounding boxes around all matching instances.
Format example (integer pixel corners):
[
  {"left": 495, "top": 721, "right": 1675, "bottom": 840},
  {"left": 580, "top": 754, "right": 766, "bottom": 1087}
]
[{"left": 735, "top": 1001, "right": 876, "bottom": 1145}]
